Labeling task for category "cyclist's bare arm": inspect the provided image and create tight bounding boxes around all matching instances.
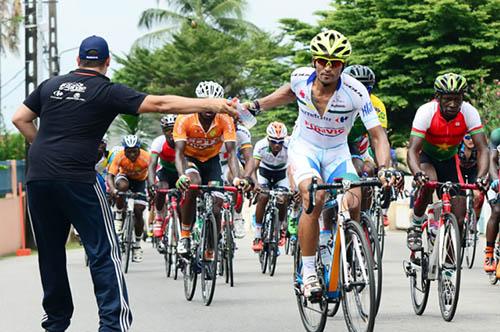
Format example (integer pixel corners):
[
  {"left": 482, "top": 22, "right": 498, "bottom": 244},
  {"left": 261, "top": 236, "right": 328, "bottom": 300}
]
[
  {"left": 407, "top": 135, "right": 425, "bottom": 174},
  {"left": 138, "top": 95, "right": 237, "bottom": 117},
  {"left": 12, "top": 105, "right": 38, "bottom": 143},
  {"left": 148, "top": 153, "right": 159, "bottom": 187},
  {"left": 471, "top": 132, "right": 489, "bottom": 178},
  {"left": 288, "top": 165, "right": 297, "bottom": 192},
  {"left": 174, "top": 140, "right": 188, "bottom": 176},
  {"left": 225, "top": 141, "right": 241, "bottom": 179},
  {"left": 240, "top": 146, "right": 255, "bottom": 179},
  {"left": 367, "top": 125, "right": 391, "bottom": 168},
  {"left": 107, "top": 173, "right": 117, "bottom": 193},
  {"left": 255, "top": 84, "right": 296, "bottom": 111},
  {"left": 490, "top": 148, "right": 499, "bottom": 180}
]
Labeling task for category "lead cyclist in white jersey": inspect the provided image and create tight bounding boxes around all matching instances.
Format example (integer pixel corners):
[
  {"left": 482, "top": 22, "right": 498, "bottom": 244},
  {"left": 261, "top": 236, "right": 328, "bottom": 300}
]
[{"left": 243, "top": 30, "right": 395, "bottom": 299}]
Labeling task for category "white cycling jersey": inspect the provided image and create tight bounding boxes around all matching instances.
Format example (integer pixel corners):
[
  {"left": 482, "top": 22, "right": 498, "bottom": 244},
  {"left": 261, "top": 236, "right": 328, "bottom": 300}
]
[
  {"left": 253, "top": 137, "right": 289, "bottom": 171},
  {"left": 219, "top": 124, "right": 252, "bottom": 164},
  {"left": 289, "top": 67, "right": 380, "bottom": 149}
]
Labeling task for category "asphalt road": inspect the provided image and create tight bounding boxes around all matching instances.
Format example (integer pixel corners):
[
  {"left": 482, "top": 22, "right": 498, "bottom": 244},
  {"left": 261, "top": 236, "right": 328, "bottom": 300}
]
[{"left": 1, "top": 230, "right": 499, "bottom": 332}]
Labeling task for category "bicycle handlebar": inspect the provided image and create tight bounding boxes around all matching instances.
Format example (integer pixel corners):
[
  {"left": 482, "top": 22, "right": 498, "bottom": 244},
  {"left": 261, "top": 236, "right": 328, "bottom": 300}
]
[
  {"left": 187, "top": 184, "right": 242, "bottom": 210},
  {"left": 306, "top": 177, "right": 382, "bottom": 215},
  {"left": 422, "top": 181, "right": 480, "bottom": 191}
]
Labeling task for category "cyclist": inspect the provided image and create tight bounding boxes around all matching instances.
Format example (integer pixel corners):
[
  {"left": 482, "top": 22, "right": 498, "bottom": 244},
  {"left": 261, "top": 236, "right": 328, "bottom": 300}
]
[
  {"left": 95, "top": 133, "right": 111, "bottom": 192},
  {"left": 459, "top": 134, "right": 484, "bottom": 219},
  {"left": 174, "top": 81, "right": 249, "bottom": 257},
  {"left": 406, "top": 73, "right": 490, "bottom": 251},
  {"left": 107, "top": 134, "right": 151, "bottom": 262},
  {"left": 148, "top": 115, "right": 178, "bottom": 238},
  {"left": 251, "top": 121, "right": 290, "bottom": 252},
  {"left": 219, "top": 119, "right": 255, "bottom": 238},
  {"left": 484, "top": 128, "right": 500, "bottom": 272},
  {"left": 243, "top": 30, "right": 394, "bottom": 299}
]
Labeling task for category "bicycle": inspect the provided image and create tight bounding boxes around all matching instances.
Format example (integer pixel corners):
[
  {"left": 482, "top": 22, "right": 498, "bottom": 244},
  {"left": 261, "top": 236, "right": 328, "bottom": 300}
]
[
  {"left": 217, "top": 187, "right": 242, "bottom": 287},
  {"left": 285, "top": 204, "right": 300, "bottom": 256},
  {"left": 182, "top": 184, "right": 240, "bottom": 306},
  {"left": 116, "top": 191, "right": 140, "bottom": 274},
  {"left": 156, "top": 188, "right": 182, "bottom": 280},
  {"left": 258, "top": 187, "right": 292, "bottom": 277},
  {"left": 403, "top": 181, "right": 479, "bottom": 321},
  {"left": 487, "top": 192, "right": 500, "bottom": 285},
  {"left": 461, "top": 176, "right": 479, "bottom": 269},
  {"left": 294, "top": 177, "right": 379, "bottom": 332}
]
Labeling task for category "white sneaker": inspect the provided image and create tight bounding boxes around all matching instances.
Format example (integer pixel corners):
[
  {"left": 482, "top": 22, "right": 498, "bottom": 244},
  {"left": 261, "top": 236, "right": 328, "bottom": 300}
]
[
  {"left": 234, "top": 216, "right": 246, "bottom": 239},
  {"left": 303, "top": 273, "right": 322, "bottom": 300},
  {"left": 114, "top": 218, "right": 123, "bottom": 234},
  {"left": 132, "top": 246, "right": 143, "bottom": 262}
]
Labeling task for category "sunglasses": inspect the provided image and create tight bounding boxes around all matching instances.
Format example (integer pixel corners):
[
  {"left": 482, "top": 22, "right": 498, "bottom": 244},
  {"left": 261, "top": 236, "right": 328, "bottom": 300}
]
[
  {"left": 268, "top": 139, "right": 285, "bottom": 145},
  {"left": 313, "top": 56, "right": 345, "bottom": 68},
  {"left": 464, "top": 135, "right": 472, "bottom": 140}
]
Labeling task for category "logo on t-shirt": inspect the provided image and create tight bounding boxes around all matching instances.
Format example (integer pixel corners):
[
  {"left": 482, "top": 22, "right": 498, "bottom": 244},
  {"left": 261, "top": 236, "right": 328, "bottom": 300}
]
[
  {"left": 304, "top": 120, "right": 345, "bottom": 137},
  {"left": 361, "top": 102, "right": 374, "bottom": 116}
]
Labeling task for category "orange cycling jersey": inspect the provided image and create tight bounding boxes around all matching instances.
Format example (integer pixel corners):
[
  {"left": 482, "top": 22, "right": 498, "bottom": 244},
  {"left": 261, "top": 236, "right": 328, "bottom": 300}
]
[
  {"left": 173, "top": 113, "right": 236, "bottom": 162},
  {"left": 108, "top": 149, "right": 150, "bottom": 181}
]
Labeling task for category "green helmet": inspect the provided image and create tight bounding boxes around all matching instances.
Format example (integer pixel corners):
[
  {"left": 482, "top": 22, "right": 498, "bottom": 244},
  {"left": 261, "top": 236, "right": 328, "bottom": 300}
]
[
  {"left": 310, "top": 30, "right": 352, "bottom": 60},
  {"left": 434, "top": 73, "right": 467, "bottom": 94},
  {"left": 490, "top": 128, "right": 500, "bottom": 148}
]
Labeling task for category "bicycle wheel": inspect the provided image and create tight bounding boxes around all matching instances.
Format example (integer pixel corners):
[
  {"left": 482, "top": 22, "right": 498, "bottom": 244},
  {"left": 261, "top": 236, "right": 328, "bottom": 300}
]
[
  {"left": 408, "top": 230, "right": 431, "bottom": 315},
  {"left": 123, "top": 212, "right": 134, "bottom": 274},
  {"left": 327, "top": 301, "right": 340, "bottom": 317},
  {"left": 200, "top": 214, "right": 218, "bottom": 306},
  {"left": 171, "top": 209, "right": 181, "bottom": 281},
  {"left": 183, "top": 257, "right": 198, "bottom": 301},
  {"left": 223, "top": 210, "right": 235, "bottom": 287},
  {"left": 462, "top": 210, "right": 478, "bottom": 269},
  {"left": 341, "top": 220, "right": 376, "bottom": 332},
  {"left": 294, "top": 243, "right": 328, "bottom": 332},
  {"left": 269, "top": 208, "right": 280, "bottom": 276},
  {"left": 164, "top": 220, "right": 172, "bottom": 277},
  {"left": 438, "top": 213, "right": 461, "bottom": 322},
  {"left": 360, "top": 213, "right": 383, "bottom": 315},
  {"left": 373, "top": 207, "right": 385, "bottom": 259}
]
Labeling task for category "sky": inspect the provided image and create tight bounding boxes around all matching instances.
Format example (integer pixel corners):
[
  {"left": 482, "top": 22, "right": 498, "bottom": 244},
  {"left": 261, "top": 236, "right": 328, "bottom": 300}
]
[{"left": 1, "top": 0, "right": 331, "bottom": 131}]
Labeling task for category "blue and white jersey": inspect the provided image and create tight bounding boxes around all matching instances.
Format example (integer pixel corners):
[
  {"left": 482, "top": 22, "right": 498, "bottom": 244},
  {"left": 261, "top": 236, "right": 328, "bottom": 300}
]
[{"left": 289, "top": 67, "right": 380, "bottom": 150}]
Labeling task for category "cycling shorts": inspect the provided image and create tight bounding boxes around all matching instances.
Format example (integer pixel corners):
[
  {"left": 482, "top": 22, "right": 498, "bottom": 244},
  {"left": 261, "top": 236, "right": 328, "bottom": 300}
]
[
  {"left": 288, "top": 137, "right": 359, "bottom": 186},
  {"left": 460, "top": 166, "right": 477, "bottom": 184},
  {"left": 185, "top": 155, "right": 222, "bottom": 185},
  {"left": 420, "top": 152, "right": 464, "bottom": 196},
  {"left": 114, "top": 174, "right": 148, "bottom": 205},
  {"left": 157, "top": 167, "right": 178, "bottom": 189},
  {"left": 257, "top": 167, "right": 289, "bottom": 189}
]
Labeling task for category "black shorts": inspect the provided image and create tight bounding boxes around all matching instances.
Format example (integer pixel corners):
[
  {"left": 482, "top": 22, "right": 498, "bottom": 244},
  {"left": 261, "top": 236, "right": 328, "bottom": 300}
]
[
  {"left": 420, "top": 152, "right": 464, "bottom": 196},
  {"left": 157, "top": 167, "right": 178, "bottom": 189},
  {"left": 460, "top": 166, "right": 477, "bottom": 183},
  {"left": 258, "top": 167, "right": 288, "bottom": 189},
  {"left": 186, "top": 155, "right": 222, "bottom": 185}
]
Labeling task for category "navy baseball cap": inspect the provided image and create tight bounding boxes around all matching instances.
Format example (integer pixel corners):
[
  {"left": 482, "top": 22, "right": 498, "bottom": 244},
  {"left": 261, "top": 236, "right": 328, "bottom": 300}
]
[{"left": 79, "top": 35, "right": 109, "bottom": 60}]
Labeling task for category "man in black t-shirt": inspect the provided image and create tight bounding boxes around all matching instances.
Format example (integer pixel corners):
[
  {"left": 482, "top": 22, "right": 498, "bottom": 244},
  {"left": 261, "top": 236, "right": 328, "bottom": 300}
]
[{"left": 12, "top": 35, "right": 236, "bottom": 332}]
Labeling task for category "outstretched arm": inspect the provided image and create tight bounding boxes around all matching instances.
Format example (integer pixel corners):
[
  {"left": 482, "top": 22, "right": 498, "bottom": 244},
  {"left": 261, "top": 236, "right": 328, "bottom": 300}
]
[{"left": 254, "top": 84, "right": 296, "bottom": 111}]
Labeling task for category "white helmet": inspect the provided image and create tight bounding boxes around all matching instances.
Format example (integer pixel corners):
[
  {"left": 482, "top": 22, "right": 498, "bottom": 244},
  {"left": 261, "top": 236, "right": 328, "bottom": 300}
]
[
  {"left": 266, "top": 122, "right": 287, "bottom": 140},
  {"left": 101, "top": 133, "right": 109, "bottom": 144},
  {"left": 195, "top": 81, "right": 224, "bottom": 98},
  {"left": 121, "top": 134, "right": 140, "bottom": 148},
  {"left": 160, "top": 114, "right": 177, "bottom": 128}
]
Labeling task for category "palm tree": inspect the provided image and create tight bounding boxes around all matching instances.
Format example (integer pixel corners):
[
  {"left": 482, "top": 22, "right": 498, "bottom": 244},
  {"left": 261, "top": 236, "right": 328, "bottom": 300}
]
[
  {"left": 0, "top": 0, "right": 22, "bottom": 54},
  {"left": 136, "top": 0, "right": 259, "bottom": 46}
]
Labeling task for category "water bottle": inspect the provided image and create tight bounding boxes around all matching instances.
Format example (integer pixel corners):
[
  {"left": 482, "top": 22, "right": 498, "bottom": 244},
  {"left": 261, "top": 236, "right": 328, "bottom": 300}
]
[
  {"left": 319, "top": 230, "right": 332, "bottom": 268},
  {"left": 235, "top": 100, "right": 257, "bottom": 129}
]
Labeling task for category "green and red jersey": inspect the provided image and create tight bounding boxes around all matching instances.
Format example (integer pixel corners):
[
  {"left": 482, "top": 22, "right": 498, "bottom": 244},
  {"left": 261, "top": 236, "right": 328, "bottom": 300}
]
[{"left": 411, "top": 100, "right": 483, "bottom": 161}]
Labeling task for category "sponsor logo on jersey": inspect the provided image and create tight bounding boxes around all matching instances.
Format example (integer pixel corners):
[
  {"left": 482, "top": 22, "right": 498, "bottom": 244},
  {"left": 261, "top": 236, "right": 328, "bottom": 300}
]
[
  {"left": 187, "top": 136, "right": 221, "bottom": 149},
  {"left": 335, "top": 116, "right": 349, "bottom": 123},
  {"left": 300, "top": 109, "right": 332, "bottom": 122},
  {"left": 361, "top": 102, "right": 374, "bottom": 116},
  {"left": 304, "top": 120, "right": 345, "bottom": 137},
  {"left": 299, "top": 89, "right": 306, "bottom": 98},
  {"left": 59, "top": 82, "right": 87, "bottom": 93}
]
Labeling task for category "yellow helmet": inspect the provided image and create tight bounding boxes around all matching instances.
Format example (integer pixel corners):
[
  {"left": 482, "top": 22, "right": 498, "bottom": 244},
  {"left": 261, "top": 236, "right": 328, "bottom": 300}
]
[
  {"left": 310, "top": 30, "right": 352, "bottom": 60},
  {"left": 434, "top": 73, "right": 467, "bottom": 94}
]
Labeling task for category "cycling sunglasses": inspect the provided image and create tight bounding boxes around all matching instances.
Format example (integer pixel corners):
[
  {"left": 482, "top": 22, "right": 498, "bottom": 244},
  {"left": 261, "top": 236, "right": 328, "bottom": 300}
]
[
  {"left": 313, "top": 56, "right": 345, "bottom": 68},
  {"left": 268, "top": 138, "right": 285, "bottom": 145},
  {"left": 464, "top": 134, "right": 472, "bottom": 140}
]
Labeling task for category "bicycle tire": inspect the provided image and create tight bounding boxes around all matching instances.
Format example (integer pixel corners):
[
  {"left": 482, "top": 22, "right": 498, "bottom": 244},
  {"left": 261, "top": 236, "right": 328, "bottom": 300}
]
[
  {"left": 409, "top": 247, "right": 431, "bottom": 315},
  {"left": 183, "top": 258, "right": 197, "bottom": 301},
  {"left": 374, "top": 207, "right": 385, "bottom": 259},
  {"left": 172, "top": 208, "right": 181, "bottom": 281},
  {"left": 341, "top": 220, "right": 376, "bottom": 332},
  {"left": 361, "top": 213, "right": 383, "bottom": 315},
  {"left": 438, "top": 212, "right": 461, "bottom": 322},
  {"left": 294, "top": 243, "right": 328, "bottom": 332},
  {"left": 123, "top": 212, "right": 134, "bottom": 274},
  {"left": 269, "top": 207, "right": 280, "bottom": 276},
  {"left": 224, "top": 210, "right": 235, "bottom": 287},
  {"left": 201, "top": 214, "right": 218, "bottom": 306},
  {"left": 462, "top": 210, "right": 478, "bottom": 269}
]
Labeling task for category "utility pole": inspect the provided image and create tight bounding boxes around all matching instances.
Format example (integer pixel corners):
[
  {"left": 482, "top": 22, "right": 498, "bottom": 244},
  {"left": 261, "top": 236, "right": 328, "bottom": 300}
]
[
  {"left": 47, "top": 0, "right": 58, "bottom": 77},
  {"left": 24, "top": 0, "right": 38, "bottom": 248}
]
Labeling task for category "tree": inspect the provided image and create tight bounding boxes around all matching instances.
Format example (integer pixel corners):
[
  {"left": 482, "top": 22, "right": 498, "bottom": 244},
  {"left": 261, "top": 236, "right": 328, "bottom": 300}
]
[
  {"left": 280, "top": 0, "right": 500, "bottom": 145},
  {"left": 0, "top": 112, "right": 24, "bottom": 160},
  {"left": 136, "top": 0, "right": 259, "bottom": 46},
  {"left": 0, "top": 0, "right": 22, "bottom": 54},
  {"left": 113, "top": 24, "right": 294, "bottom": 140}
]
